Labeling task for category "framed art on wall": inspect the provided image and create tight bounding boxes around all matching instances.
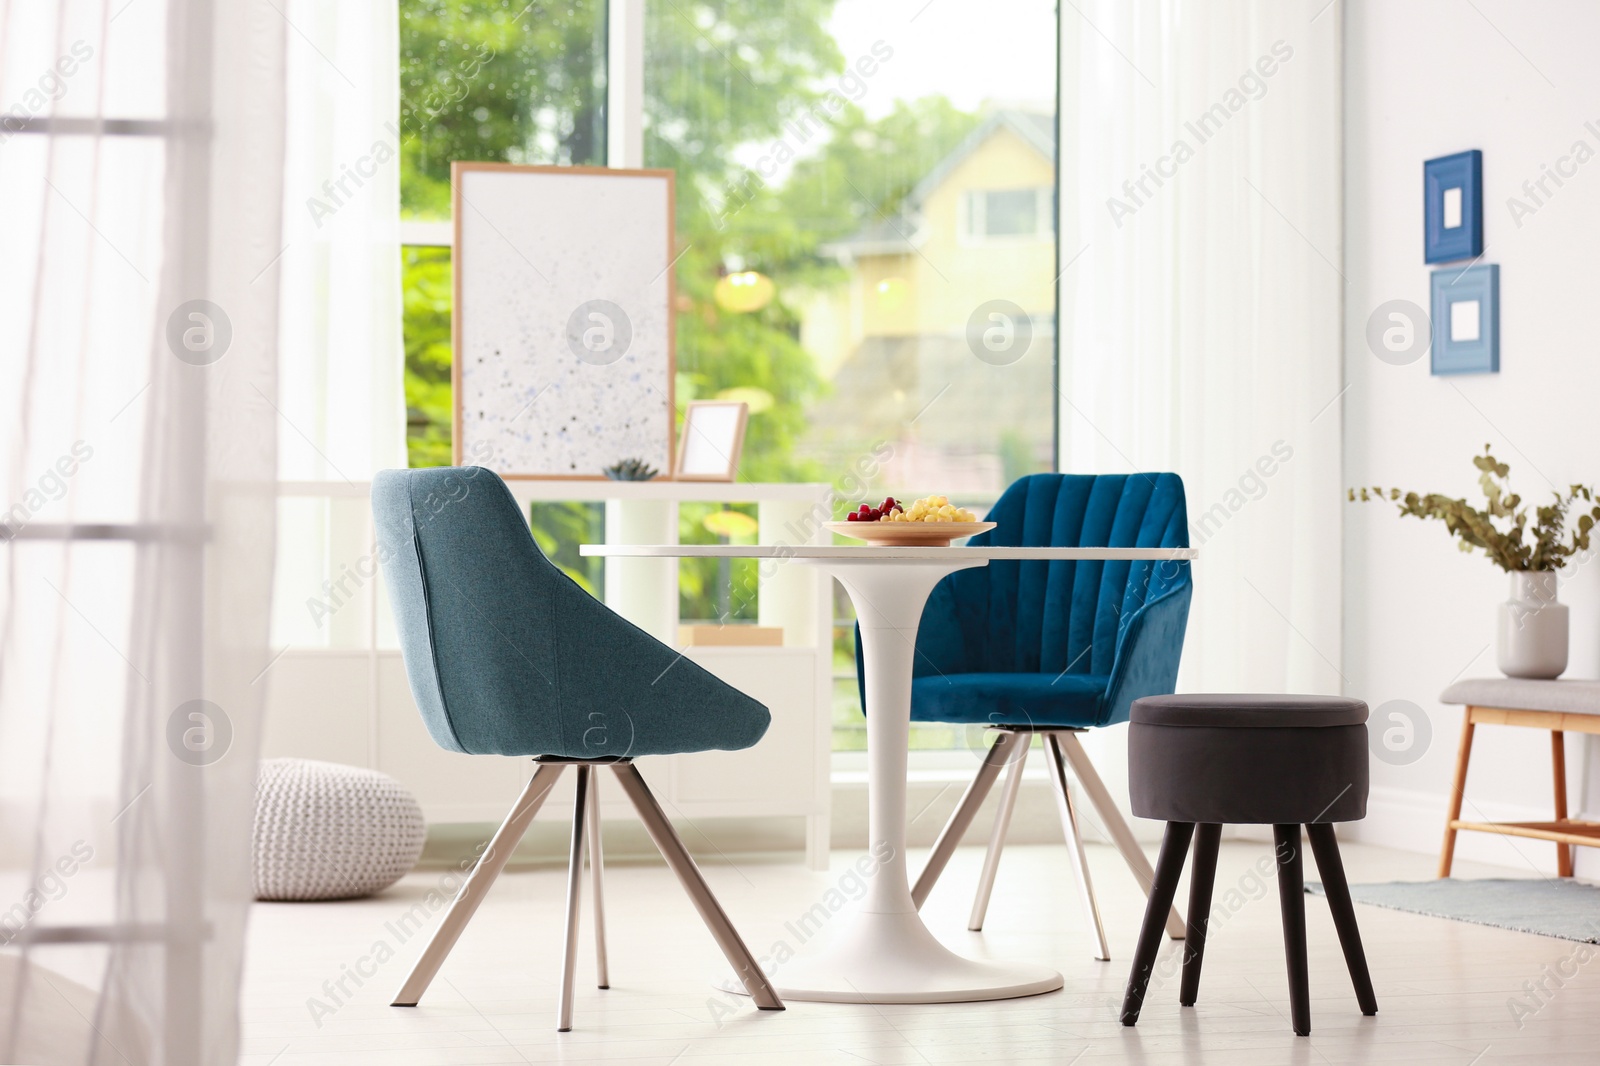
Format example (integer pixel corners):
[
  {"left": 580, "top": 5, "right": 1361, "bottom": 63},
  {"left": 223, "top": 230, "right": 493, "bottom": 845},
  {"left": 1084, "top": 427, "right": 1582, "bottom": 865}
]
[
  {"left": 1430, "top": 264, "right": 1499, "bottom": 375},
  {"left": 1424, "top": 150, "right": 1483, "bottom": 264},
  {"left": 451, "top": 162, "right": 676, "bottom": 479}
]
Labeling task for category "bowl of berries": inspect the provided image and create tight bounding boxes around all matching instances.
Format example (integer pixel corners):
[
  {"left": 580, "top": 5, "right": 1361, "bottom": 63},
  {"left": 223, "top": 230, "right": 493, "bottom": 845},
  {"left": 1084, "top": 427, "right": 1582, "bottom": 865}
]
[{"left": 826, "top": 495, "right": 996, "bottom": 547}]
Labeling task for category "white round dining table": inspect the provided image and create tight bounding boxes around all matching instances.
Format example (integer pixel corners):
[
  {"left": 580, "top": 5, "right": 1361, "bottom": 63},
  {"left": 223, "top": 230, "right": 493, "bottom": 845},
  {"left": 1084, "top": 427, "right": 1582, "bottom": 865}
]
[{"left": 578, "top": 542, "right": 1198, "bottom": 1004}]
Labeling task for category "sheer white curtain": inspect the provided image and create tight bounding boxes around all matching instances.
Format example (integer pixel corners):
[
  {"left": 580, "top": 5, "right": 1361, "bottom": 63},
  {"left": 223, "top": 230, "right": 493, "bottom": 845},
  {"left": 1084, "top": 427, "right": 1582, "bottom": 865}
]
[
  {"left": 1059, "top": 0, "right": 1344, "bottom": 696},
  {"left": 0, "top": 0, "right": 284, "bottom": 1061},
  {"left": 277, "top": 0, "right": 405, "bottom": 481}
]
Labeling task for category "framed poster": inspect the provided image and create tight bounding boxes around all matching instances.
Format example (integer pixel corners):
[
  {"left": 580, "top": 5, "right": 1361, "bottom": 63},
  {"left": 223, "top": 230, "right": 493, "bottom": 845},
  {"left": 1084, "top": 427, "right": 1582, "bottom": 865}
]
[{"left": 452, "top": 162, "right": 676, "bottom": 478}]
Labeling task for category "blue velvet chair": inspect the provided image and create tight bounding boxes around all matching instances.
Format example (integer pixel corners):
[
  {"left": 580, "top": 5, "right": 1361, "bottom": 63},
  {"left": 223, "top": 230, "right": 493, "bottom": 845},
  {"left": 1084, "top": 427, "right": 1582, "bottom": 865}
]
[
  {"left": 372, "top": 466, "right": 782, "bottom": 1030},
  {"left": 859, "top": 472, "right": 1194, "bottom": 959}
]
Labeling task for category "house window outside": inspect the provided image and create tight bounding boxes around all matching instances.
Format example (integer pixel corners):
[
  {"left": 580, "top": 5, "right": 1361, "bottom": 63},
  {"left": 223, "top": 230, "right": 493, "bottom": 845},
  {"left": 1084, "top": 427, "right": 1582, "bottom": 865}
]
[{"left": 964, "top": 187, "right": 1053, "bottom": 241}]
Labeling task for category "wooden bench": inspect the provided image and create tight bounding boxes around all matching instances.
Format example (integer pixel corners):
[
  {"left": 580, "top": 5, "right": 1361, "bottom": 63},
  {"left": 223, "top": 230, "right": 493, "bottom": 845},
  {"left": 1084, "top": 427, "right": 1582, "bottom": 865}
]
[{"left": 1438, "top": 678, "right": 1600, "bottom": 878}]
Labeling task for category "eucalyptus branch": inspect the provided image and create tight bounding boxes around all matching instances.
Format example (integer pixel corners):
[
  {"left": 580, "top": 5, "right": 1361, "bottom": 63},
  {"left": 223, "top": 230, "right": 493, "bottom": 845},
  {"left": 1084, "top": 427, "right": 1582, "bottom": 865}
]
[{"left": 1349, "top": 445, "right": 1600, "bottom": 573}]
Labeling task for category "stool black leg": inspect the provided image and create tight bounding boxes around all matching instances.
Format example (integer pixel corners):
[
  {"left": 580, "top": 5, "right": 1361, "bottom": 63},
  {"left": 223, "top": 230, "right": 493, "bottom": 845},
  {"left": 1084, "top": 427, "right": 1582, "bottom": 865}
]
[
  {"left": 1179, "top": 823, "right": 1222, "bottom": 1007},
  {"left": 1306, "top": 823, "right": 1378, "bottom": 1016},
  {"left": 1120, "top": 821, "right": 1194, "bottom": 1026},
  {"left": 1273, "top": 824, "right": 1311, "bottom": 1036}
]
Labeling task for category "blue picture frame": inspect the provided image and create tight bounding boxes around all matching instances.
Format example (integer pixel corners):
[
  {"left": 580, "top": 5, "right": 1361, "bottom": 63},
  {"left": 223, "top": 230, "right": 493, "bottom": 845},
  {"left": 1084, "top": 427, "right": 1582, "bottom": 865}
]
[
  {"left": 1430, "top": 264, "right": 1498, "bottom": 375},
  {"left": 1424, "top": 150, "right": 1483, "bottom": 263}
]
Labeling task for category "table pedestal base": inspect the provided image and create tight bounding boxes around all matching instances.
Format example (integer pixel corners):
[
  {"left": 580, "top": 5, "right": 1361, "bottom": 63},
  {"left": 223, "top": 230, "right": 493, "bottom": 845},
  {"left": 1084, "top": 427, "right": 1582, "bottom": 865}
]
[{"left": 717, "top": 909, "right": 1063, "bottom": 1004}]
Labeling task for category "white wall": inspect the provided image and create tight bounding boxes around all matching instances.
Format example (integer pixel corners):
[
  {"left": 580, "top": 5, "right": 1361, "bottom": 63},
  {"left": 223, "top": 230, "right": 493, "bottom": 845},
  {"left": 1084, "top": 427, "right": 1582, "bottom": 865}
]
[{"left": 1344, "top": 0, "right": 1600, "bottom": 874}]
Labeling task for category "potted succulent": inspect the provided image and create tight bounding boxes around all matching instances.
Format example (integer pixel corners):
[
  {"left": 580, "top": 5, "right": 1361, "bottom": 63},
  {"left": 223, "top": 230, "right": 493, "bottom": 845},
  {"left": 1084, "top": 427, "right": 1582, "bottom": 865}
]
[
  {"left": 602, "top": 457, "right": 660, "bottom": 481},
  {"left": 1351, "top": 446, "right": 1600, "bottom": 679}
]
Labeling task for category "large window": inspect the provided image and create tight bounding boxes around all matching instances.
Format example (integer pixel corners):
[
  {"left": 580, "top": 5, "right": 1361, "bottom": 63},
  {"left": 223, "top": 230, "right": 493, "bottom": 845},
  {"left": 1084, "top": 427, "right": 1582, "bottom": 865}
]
[
  {"left": 398, "top": 0, "right": 1059, "bottom": 750},
  {"left": 643, "top": 1, "right": 1059, "bottom": 749},
  {"left": 643, "top": 2, "right": 1058, "bottom": 500}
]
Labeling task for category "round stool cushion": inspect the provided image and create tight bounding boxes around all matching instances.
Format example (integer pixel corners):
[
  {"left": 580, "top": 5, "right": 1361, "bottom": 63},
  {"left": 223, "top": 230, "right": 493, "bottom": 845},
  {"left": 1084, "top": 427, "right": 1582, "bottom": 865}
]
[
  {"left": 1129, "top": 694, "right": 1369, "bottom": 825},
  {"left": 253, "top": 758, "right": 426, "bottom": 901}
]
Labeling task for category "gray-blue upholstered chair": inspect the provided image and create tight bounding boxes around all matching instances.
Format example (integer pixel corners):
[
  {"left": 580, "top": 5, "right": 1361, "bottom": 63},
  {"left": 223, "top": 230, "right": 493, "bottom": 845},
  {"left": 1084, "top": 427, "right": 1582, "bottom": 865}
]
[
  {"left": 372, "top": 466, "right": 782, "bottom": 1030},
  {"left": 860, "top": 473, "right": 1193, "bottom": 958}
]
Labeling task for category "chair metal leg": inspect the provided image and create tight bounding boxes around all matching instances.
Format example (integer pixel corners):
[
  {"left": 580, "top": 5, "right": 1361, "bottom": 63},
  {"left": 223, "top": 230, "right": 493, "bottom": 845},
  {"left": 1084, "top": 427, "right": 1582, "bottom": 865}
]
[
  {"left": 969, "top": 743, "right": 1029, "bottom": 931},
  {"left": 392, "top": 764, "right": 565, "bottom": 1007},
  {"left": 1179, "top": 823, "right": 1222, "bottom": 1007},
  {"left": 1044, "top": 733, "right": 1110, "bottom": 961},
  {"left": 1306, "top": 823, "right": 1377, "bottom": 1016},
  {"left": 912, "top": 730, "right": 1021, "bottom": 910},
  {"left": 587, "top": 771, "right": 610, "bottom": 989},
  {"left": 558, "top": 767, "right": 590, "bottom": 1031},
  {"left": 1274, "top": 824, "right": 1312, "bottom": 1036},
  {"left": 1121, "top": 821, "right": 1195, "bottom": 1025},
  {"left": 1052, "top": 731, "right": 1185, "bottom": 939},
  {"left": 610, "top": 763, "right": 784, "bottom": 1011}
]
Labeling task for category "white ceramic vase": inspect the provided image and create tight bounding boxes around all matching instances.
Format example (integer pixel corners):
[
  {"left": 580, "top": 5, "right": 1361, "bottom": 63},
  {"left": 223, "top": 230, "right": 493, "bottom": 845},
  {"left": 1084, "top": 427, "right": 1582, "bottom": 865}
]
[{"left": 1496, "top": 571, "right": 1568, "bottom": 679}]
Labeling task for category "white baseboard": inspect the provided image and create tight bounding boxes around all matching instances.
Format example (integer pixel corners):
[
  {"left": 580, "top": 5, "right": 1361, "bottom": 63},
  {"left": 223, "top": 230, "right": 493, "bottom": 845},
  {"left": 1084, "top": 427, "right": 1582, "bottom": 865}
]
[{"left": 419, "top": 782, "right": 1599, "bottom": 879}]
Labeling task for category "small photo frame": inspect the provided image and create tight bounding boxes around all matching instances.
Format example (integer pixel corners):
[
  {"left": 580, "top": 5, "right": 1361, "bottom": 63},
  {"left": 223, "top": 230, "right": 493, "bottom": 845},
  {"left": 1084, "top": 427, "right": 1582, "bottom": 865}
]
[
  {"left": 1430, "top": 264, "right": 1498, "bottom": 375},
  {"left": 1424, "top": 150, "right": 1483, "bottom": 263},
  {"left": 674, "top": 401, "right": 748, "bottom": 481}
]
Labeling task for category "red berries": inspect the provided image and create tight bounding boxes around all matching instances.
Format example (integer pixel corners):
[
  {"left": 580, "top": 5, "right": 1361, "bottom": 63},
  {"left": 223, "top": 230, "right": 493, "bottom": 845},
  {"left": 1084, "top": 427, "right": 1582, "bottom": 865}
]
[{"left": 844, "top": 497, "right": 904, "bottom": 523}]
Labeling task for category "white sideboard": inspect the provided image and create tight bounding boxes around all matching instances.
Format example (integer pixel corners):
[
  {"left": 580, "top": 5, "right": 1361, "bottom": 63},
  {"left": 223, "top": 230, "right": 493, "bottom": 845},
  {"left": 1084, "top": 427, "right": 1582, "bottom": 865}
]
[{"left": 263, "top": 479, "right": 835, "bottom": 869}]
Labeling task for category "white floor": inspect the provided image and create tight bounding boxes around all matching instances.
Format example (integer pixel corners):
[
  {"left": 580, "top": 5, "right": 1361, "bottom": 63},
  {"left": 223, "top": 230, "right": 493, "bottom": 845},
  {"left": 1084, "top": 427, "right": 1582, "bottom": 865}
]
[{"left": 241, "top": 838, "right": 1600, "bottom": 1065}]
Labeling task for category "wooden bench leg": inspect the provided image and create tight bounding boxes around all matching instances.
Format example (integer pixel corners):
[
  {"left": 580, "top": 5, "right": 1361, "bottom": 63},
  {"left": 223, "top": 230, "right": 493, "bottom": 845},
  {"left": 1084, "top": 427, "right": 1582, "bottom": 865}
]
[
  {"left": 1553, "top": 730, "right": 1573, "bottom": 877},
  {"left": 1438, "top": 711, "right": 1475, "bottom": 879}
]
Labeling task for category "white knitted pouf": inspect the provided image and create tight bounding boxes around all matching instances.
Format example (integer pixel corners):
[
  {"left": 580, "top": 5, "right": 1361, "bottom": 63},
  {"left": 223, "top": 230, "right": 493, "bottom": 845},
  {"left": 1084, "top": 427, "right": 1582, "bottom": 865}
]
[{"left": 253, "top": 758, "right": 426, "bottom": 901}]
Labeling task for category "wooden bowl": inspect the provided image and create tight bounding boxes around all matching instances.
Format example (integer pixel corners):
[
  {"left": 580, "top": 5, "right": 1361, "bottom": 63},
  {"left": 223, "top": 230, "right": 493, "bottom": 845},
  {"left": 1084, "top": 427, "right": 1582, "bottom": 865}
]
[{"left": 825, "top": 521, "right": 997, "bottom": 548}]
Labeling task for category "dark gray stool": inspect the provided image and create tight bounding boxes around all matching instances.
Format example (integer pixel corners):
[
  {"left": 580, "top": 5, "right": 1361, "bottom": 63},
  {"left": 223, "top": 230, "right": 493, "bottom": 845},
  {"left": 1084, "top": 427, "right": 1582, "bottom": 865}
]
[{"left": 1119, "top": 694, "right": 1377, "bottom": 1037}]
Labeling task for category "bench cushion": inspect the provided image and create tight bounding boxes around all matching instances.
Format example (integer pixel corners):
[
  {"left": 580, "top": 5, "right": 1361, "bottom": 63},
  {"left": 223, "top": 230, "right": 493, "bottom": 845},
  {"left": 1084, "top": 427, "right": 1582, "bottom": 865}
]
[{"left": 1440, "top": 678, "right": 1600, "bottom": 715}]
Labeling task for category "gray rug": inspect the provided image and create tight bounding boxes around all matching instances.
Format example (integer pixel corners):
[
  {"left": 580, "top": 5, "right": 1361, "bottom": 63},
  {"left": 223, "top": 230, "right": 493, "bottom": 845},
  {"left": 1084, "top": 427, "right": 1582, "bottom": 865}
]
[{"left": 1307, "top": 878, "right": 1600, "bottom": 942}]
